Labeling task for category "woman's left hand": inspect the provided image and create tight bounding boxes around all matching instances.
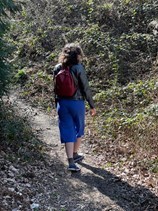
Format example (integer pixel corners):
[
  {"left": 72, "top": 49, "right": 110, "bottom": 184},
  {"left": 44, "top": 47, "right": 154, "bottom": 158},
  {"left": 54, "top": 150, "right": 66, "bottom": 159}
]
[{"left": 90, "top": 108, "right": 96, "bottom": 116}]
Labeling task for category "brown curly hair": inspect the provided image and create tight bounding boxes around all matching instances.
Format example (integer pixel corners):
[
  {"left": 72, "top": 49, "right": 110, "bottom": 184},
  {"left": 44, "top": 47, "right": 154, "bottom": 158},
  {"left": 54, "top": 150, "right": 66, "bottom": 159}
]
[{"left": 58, "top": 43, "right": 84, "bottom": 67}]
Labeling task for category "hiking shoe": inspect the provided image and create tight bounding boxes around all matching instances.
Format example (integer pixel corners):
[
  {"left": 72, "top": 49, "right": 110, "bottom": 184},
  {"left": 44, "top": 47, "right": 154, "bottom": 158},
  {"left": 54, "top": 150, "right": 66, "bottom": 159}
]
[
  {"left": 73, "top": 154, "right": 84, "bottom": 163},
  {"left": 67, "top": 163, "right": 80, "bottom": 172}
]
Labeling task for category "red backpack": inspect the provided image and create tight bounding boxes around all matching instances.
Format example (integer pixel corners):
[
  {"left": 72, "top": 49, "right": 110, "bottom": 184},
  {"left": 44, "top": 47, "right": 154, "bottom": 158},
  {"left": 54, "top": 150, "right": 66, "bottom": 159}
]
[{"left": 54, "top": 67, "right": 77, "bottom": 97}]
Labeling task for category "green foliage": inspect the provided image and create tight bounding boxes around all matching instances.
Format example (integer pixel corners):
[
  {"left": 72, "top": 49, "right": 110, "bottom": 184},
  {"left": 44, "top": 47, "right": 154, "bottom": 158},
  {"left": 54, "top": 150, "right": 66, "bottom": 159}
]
[
  {"left": 14, "top": 68, "right": 28, "bottom": 83},
  {"left": 94, "top": 78, "right": 158, "bottom": 152},
  {"left": 0, "top": 0, "right": 18, "bottom": 97},
  {"left": 14, "top": 67, "right": 54, "bottom": 108},
  {"left": 0, "top": 101, "right": 46, "bottom": 162},
  {"left": 10, "top": 0, "right": 158, "bottom": 89}
]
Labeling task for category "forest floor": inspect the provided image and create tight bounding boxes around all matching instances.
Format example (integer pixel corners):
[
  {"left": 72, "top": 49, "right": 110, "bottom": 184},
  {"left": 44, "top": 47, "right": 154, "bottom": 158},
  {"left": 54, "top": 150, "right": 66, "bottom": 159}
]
[{"left": 0, "top": 92, "right": 158, "bottom": 211}]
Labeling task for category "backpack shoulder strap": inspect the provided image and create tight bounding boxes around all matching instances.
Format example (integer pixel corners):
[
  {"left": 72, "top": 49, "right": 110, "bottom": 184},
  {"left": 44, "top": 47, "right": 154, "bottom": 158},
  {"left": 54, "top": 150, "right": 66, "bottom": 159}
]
[{"left": 54, "top": 64, "right": 62, "bottom": 76}]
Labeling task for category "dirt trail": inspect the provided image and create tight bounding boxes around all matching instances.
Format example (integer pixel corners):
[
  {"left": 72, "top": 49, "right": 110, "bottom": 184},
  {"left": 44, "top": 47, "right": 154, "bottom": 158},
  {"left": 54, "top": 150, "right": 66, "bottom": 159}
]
[{"left": 7, "top": 94, "right": 158, "bottom": 211}]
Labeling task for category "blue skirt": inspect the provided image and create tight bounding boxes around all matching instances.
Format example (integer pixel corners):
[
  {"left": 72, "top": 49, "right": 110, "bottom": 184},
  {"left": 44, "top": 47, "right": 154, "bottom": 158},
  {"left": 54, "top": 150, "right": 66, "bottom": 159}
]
[{"left": 57, "top": 99, "right": 85, "bottom": 143}]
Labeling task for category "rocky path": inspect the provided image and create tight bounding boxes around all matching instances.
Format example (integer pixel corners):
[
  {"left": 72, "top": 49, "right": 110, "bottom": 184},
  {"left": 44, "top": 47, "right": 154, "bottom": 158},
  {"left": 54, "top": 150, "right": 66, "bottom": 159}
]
[{"left": 1, "top": 94, "right": 158, "bottom": 211}]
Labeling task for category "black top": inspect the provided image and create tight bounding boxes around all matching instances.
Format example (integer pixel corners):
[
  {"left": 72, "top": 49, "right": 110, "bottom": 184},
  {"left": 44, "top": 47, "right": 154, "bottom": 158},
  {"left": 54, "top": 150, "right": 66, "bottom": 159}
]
[{"left": 54, "top": 63, "right": 95, "bottom": 109}]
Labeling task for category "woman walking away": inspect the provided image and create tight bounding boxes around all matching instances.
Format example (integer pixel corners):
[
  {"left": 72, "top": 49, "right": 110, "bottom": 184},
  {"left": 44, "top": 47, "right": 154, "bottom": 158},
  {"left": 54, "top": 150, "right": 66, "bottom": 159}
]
[{"left": 54, "top": 43, "right": 96, "bottom": 172}]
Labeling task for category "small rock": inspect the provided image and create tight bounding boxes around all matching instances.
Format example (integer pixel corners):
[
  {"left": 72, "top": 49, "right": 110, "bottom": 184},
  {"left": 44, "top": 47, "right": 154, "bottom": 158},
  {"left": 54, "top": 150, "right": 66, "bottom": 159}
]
[
  {"left": 8, "top": 171, "right": 15, "bottom": 177},
  {"left": 9, "top": 165, "right": 19, "bottom": 173},
  {"left": 12, "top": 208, "right": 20, "bottom": 211},
  {"left": 4, "top": 195, "right": 11, "bottom": 199},
  {"left": 8, "top": 187, "right": 15, "bottom": 192},
  {"left": 25, "top": 183, "right": 31, "bottom": 187},
  {"left": 5, "top": 178, "right": 16, "bottom": 183},
  {"left": 30, "top": 203, "right": 40, "bottom": 209},
  {"left": 17, "top": 192, "right": 22, "bottom": 196},
  {"left": 57, "top": 172, "right": 64, "bottom": 176}
]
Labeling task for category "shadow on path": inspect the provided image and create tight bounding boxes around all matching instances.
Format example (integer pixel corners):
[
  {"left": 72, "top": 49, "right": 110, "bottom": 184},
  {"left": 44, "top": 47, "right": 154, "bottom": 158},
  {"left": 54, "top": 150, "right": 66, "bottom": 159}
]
[
  {"left": 5, "top": 94, "right": 158, "bottom": 210},
  {"left": 0, "top": 99, "right": 113, "bottom": 210},
  {"left": 72, "top": 162, "right": 158, "bottom": 211}
]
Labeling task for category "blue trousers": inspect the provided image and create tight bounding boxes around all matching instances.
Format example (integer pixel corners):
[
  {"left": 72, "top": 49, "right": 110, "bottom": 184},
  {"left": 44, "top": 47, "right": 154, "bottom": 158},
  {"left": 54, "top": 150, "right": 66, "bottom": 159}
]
[{"left": 57, "top": 99, "right": 85, "bottom": 143}]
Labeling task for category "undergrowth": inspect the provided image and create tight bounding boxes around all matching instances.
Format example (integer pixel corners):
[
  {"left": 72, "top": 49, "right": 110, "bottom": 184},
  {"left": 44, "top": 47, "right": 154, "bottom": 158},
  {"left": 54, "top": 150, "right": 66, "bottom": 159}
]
[
  {"left": 0, "top": 99, "right": 48, "bottom": 163},
  {"left": 90, "top": 77, "right": 158, "bottom": 168}
]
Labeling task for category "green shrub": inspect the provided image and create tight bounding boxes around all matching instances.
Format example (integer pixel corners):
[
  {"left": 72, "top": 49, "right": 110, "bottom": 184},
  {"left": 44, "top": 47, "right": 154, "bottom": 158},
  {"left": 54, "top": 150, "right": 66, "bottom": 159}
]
[
  {"left": 93, "top": 78, "right": 158, "bottom": 151},
  {"left": 0, "top": 101, "right": 46, "bottom": 162},
  {"left": 0, "top": 0, "right": 18, "bottom": 97}
]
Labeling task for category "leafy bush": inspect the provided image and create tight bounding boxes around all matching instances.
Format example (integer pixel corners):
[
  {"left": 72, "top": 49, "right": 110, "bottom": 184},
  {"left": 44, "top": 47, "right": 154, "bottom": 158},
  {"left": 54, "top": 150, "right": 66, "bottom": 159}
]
[
  {"left": 93, "top": 78, "right": 158, "bottom": 153},
  {"left": 0, "top": 100, "right": 47, "bottom": 162},
  {"left": 0, "top": 0, "right": 18, "bottom": 97},
  {"left": 14, "top": 68, "right": 28, "bottom": 83},
  {"left": 10, "top": 0, "right": 158, "bottom": 89}
]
